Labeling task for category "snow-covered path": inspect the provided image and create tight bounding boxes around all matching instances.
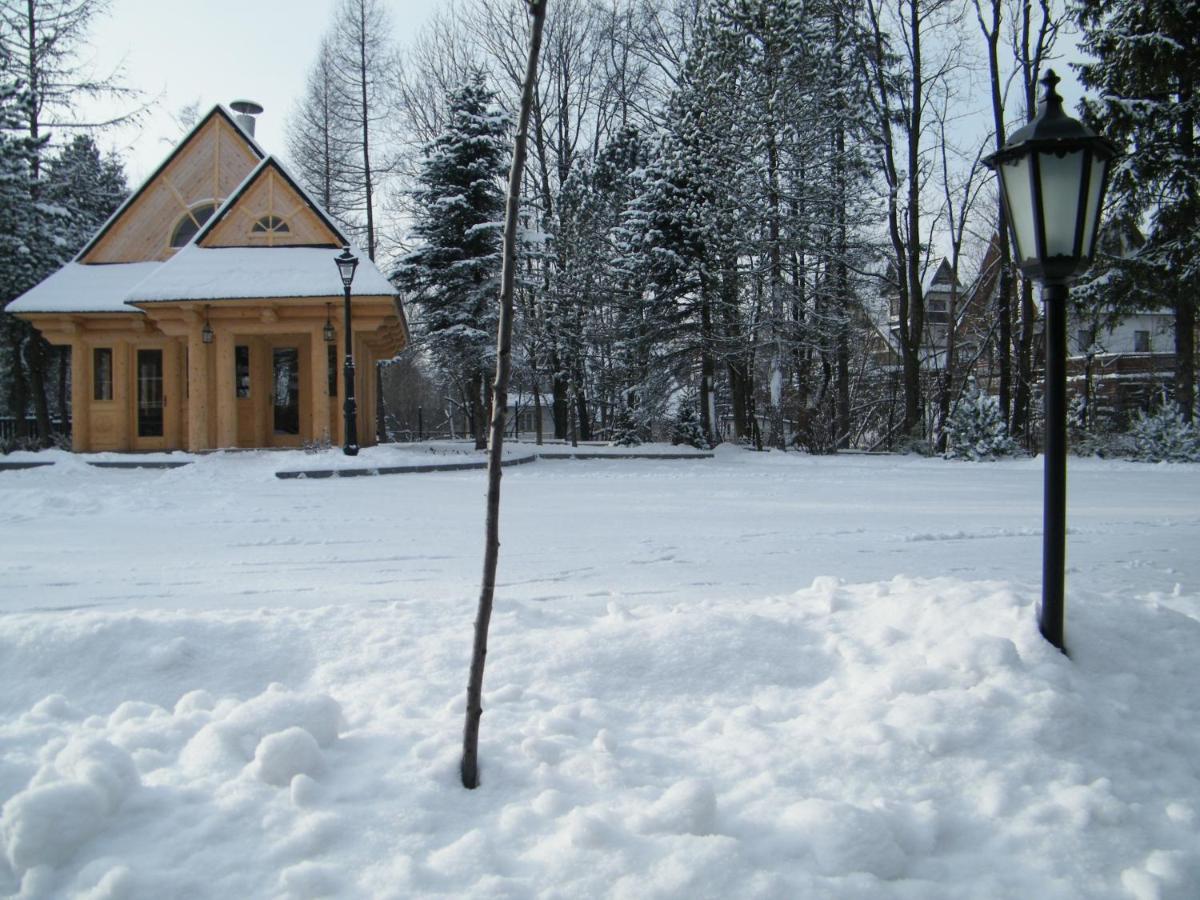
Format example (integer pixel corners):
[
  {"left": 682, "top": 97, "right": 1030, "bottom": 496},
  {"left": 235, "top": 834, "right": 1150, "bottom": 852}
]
[{"left": 0, "top": 449, "right": 1197, "bottom": 899}]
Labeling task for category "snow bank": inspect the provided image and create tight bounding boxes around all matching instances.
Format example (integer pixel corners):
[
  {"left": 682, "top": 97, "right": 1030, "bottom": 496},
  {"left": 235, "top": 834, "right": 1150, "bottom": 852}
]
[{"left": 0, "top": 577, "right": 1197, "bottom": 898}]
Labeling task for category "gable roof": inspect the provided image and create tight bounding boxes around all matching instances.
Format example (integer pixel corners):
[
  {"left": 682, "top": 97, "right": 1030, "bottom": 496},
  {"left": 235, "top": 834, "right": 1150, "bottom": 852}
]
[
  {"left": 194, "top": 156, "right": 349, "bottom": 249},
  {"left": 74, "top": 105, "right": 265, "bottom": 263}
]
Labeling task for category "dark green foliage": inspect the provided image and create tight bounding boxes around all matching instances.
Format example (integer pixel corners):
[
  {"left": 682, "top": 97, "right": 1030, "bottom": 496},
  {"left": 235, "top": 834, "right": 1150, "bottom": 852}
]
[
  {"left": 671, "top": 394, "right": 710, "bottom": 449},
  {"left": 394, "top": 72, "right": 509, "bottom": 390},
  {"left": 1075, "top": 0, "right": 1200, "bottom": 419}
]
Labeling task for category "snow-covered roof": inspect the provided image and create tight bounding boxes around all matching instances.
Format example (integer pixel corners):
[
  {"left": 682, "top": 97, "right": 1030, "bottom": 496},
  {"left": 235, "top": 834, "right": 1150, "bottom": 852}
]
[
  {"left": 6, "top": 262, "right": 160, "bottom": 314},
  {"left": 9, "top": 248, "right": 395, "bottom": 314},
  {"left": 126, "top": 246, "right": 395, "bottom": 303}
]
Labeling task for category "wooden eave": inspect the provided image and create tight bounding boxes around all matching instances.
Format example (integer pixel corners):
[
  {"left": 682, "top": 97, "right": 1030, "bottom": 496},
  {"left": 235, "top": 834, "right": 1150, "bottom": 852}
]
[{"left": 74, "top": 106, "right": 265, "bottom": 262}]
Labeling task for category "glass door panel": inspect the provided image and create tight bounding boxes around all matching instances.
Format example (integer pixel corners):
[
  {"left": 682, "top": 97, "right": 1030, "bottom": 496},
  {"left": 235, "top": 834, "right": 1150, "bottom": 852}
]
[
  {"left": 272, "top": 348, "right": 300, "bottom": 435},
  {"left": 137, "top": 349, "right": 164, "bottom": 438}
]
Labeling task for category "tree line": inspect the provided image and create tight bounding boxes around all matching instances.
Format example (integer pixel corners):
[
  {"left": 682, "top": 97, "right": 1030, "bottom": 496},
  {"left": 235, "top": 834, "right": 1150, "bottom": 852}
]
[{"left": 1, "top": 0, "right": 1195, "bottom": 451}]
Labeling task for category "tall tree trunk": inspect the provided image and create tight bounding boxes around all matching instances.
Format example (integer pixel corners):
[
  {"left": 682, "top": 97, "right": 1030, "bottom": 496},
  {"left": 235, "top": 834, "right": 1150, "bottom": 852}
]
[
  {"left": 28, "top": 336, "right": 50, "bottom": 444},
  {"left": 903, "top": 0, "right": 925, "bottom": 440},
  {"left": 356, "top": 0, "right": 376, "bottom": 260},
  {"left": 1012, "top": 277, "right": 1035, "bottom": 437},
  {"left": 461, "top": 0, "right": 545, "bottom": 791},
  {"left": 6, "top": 326, "right": 29, "bottom": 436},
  {"left": 699, "top": 281, "right": 716, "bottom": 445},
  {"left": 1176, "top": 296, "right": 1196, "bottom": 423}
]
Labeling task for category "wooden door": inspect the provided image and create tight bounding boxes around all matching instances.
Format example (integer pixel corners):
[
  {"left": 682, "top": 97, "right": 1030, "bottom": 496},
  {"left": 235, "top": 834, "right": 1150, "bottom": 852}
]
[{"left": 132, "top": 347, "right": 167, "bottom": 451}]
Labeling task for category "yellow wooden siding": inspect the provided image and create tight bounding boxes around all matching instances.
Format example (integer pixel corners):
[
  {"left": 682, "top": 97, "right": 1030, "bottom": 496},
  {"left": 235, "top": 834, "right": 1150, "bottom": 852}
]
[{"left": 200, "top": 167, "right": 342, "bottom": 249}]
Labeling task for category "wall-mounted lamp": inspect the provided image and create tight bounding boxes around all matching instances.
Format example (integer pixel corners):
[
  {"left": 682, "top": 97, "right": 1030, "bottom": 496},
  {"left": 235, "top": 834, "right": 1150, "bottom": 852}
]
[
  {"left": 323, "top": 303, "right": 336, "bottom": 343},
  {"left": 201, "top": 306, "right": 214, "bottom": 344}
]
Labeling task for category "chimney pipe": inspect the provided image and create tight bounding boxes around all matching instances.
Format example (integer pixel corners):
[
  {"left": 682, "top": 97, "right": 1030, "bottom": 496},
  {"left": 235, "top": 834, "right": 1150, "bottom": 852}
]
[{"left": 230, "top": 100, "right": 264, "bottom": 137}]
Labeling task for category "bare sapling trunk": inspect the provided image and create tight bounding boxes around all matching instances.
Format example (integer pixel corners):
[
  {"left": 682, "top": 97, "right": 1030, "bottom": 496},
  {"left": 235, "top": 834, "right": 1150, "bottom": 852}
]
[{"left": 461, "top": 0, "right": 546, "bottom": 791}]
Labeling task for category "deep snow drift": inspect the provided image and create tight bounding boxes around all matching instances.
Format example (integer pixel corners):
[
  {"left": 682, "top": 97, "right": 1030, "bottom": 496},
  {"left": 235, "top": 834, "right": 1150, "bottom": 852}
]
[{"left": 0, "top": 447, "right": 1197, "bottom": 899}]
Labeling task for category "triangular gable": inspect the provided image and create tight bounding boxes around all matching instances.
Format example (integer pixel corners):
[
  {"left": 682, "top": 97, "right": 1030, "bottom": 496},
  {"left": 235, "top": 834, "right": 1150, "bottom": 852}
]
[
  {"left": 196, "top": 157, "right": 347, "bottom": 250},
  {"left": 79, "top": 105, "right": 264, "bottom": 265}
]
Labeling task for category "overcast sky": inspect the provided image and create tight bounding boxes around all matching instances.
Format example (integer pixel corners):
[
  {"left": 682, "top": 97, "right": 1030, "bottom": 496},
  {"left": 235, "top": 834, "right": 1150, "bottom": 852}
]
[{"left": 85, "top": 0, "right": 441, "bottom": 184}]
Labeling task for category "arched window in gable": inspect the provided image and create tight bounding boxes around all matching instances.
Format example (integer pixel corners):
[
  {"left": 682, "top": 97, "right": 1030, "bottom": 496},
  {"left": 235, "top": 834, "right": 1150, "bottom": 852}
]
[
  {"left": 251, "top": 215, "right": 290, "bottom": 235},
  {"left": 170, "top": 202, "right": 218, "bottom": 248}
]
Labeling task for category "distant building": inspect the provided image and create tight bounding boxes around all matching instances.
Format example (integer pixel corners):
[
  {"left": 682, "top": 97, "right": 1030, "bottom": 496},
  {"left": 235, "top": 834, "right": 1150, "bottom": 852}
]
[{"left": 8, "top": 104, "right": 407, "bottom": 452}]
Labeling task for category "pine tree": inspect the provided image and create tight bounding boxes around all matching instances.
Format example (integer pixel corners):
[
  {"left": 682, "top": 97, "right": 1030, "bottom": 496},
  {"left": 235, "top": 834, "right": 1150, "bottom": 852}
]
[
  {"left": 0, "top": 55, "right": 50, "bottom": 439},
  {"left": 43, "top": 134, "right": 127, "bottom": 253},
  {"left": 394, "top": 72, "right": 509, "bottom": 450},
  {"left": 1075, "top": 0, "right": 1200, "bottom": 422}
]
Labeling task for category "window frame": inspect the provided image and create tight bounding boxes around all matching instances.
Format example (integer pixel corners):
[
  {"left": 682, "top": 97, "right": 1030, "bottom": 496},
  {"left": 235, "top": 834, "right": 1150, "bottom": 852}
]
[{"left": 93, "top": 347, "right": 113, "bottom": 401}]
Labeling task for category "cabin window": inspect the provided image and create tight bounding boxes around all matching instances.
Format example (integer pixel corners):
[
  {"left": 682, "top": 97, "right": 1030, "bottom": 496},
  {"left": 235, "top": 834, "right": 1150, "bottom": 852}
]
[
  {"left": 170, "top": 202, "right": 218, "bottom": 248},
  {"left": 236, "top": 345, "right": 251, "bottom": 398},
  {"left": 1134, "top": 331, "right": 1151, "bottom": 353},
  {"left": 93, "top": 348, "right": 113, "bottom": 401},
  {"left": 251, "top": 214, "right": 290, "bottom": 234},
  {"left": 327, "top": 344, "right": 338, "bottom": 397}
]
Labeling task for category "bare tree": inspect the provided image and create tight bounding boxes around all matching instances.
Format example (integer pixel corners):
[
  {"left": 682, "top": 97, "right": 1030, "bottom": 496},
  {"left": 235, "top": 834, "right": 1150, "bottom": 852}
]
[
  {"left": 287, "top": 36, "right": 356, "bottom": 229},
  {"left": 461, "top": 0, "right": 546, "bottom": 792},
  {"left": 859, "top": 0, "right": 967, "bottom": 442},
  {"left": 326, "top": 0, "right": 399, "bottom": 261}
]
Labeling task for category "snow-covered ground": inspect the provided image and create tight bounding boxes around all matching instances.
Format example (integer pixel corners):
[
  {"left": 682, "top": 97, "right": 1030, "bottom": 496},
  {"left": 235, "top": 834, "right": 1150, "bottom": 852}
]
[{"left": 0, "top": 447, "right": 1197, "bottom": 899}]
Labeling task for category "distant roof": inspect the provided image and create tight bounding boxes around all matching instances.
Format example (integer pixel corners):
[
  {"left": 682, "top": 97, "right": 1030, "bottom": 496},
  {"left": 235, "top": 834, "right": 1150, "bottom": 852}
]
[
  {"left": 127, "top": 245, "right": 395, "bottom": 303},
  {"left": 922, "top": 258, "right": 959, "bottom": 294},
  {"left": 7, "top": 262, "right": 160, "bottom": 314}
]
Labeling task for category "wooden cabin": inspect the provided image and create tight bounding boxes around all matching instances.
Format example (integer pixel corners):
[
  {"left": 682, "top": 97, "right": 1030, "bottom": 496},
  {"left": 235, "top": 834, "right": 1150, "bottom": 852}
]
[{"left": 8, "top": 104, "right": 407, "bottom": 452}]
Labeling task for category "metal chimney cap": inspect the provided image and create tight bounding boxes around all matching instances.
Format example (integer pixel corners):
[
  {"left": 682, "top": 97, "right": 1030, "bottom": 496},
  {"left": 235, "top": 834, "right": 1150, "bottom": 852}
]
[{"left": 230, "top": 100, "right": 264, "bottom": 116}]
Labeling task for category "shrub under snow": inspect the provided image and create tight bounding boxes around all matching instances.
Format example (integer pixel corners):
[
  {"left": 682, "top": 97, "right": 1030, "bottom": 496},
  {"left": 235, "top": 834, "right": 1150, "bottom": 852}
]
[
  {"left": 943, "top": 384, "right": 1019, "bottom": 461},
  {"left": 1128, "top": 404, "right": 1200, "bottom": 463}
]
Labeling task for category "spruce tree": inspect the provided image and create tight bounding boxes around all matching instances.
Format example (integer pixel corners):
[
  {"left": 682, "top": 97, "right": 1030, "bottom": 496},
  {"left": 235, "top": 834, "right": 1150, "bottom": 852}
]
[{"left": 394, "top": 72, "right": 509, "bottom": 449}]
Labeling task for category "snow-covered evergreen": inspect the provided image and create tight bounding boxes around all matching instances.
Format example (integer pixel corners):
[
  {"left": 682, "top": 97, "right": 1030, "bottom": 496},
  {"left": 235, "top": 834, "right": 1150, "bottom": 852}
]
[
  {"left": 943, "top": 383, "right": 1019, "bottom": 461},
  {"left": 670, "top": 393, "right": 710, "bottom": 449},
  {"left": 392, "top": 72, "right": 509, "bottom": 447},
  {"left": 1129, "top": 403, "right": 1200, "bottom": 463}
]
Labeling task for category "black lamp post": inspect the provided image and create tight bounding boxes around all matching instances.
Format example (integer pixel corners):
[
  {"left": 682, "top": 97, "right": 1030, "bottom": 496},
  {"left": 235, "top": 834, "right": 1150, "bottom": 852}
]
[
  {"left": 334, "top": 247, "right": 360, "bottom": 456},
  {"left": 983, "top": 70, "right": 1116, "bottom": 652}
]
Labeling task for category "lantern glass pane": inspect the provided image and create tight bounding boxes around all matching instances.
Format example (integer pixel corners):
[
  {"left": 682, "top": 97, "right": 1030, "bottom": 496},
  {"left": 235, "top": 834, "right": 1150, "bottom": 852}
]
[
  {"left": 1079, "top": 154, "right": 1107, "bottom": 260},
  {"left": 1000, "top": 156, "right": 1038, "bottom": 265},
  {"left": 1038, "top": 150, "right": 1086, "bottom": 258}
]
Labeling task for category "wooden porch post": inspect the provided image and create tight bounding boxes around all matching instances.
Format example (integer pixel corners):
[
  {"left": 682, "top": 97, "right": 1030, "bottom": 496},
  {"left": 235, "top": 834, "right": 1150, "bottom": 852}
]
[
  {"left": 311, "top": 326, "right": 332, "bottom": 445},
  {"left": 187, "top": 328, "right": 210, "bottom": 451},
  {"left": 215, "top": 325, "right": 237, "bottom": 449}
]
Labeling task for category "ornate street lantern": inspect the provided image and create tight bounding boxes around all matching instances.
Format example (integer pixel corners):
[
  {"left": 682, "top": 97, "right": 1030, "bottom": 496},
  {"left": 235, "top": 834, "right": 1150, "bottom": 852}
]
[
  {"left": 333, "top": 247, "right": 360, "bottom": 456},
  {"left": 983, "top": 69, "right": 1117, "bottom": 653},
  {"left": 985, "top": 69, "right": 1117, "bottom": 286}
]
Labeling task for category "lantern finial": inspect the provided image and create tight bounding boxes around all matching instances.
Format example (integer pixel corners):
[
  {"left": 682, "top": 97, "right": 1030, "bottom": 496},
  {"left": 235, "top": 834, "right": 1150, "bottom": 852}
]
[{"left": 1039, "top": 69, "right": 1064, "bottom": 117}]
